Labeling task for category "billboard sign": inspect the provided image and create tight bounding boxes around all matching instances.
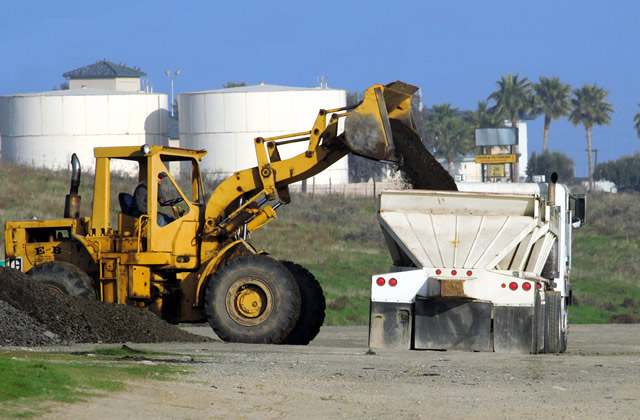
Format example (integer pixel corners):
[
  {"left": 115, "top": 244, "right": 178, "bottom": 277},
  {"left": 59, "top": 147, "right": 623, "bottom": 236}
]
[
  {"left": 475, "top": 128, "right": 518, "bottom": 146},
  {"left": 475, "top": 154, "right": 517, "bottom": 164},
  {"left": 489, "top": 164, "right": 505, "bottom": 177}
]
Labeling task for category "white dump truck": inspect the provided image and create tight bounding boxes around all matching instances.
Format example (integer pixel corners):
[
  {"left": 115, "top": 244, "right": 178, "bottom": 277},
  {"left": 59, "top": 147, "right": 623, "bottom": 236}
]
[{"left": 369, "top": 176, "right": 586, "bottom": 353}]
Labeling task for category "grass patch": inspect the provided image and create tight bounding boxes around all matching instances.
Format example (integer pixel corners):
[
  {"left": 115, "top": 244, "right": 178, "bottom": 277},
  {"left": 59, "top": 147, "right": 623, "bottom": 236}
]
[
  {"left": 0, "top": 348, "right": 188, "bottom": 418},
  {"left": 569, "top": 191, "right": 640, "bottom": 324}
]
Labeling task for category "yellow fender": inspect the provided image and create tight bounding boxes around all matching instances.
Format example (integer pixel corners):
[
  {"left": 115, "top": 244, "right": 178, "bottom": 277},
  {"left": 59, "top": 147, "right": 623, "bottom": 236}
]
[{"left": 194, "top": 239, "right": 257, "bottom": 307}]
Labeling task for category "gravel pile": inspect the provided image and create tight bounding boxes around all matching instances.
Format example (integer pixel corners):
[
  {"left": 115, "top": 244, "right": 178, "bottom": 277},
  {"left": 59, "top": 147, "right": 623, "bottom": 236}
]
[
  {"left": 0, "top": 266, "right": 211, "bottom": 346},
  {"left": 0, "top": 299, "right": 60, "bottom": 346},
  {"left": 391, "top": 118, "right": 458, "bottom": 191}
]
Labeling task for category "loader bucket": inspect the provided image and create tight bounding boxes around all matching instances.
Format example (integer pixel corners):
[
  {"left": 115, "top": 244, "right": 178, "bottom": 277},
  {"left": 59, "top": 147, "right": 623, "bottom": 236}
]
[{"left": 343, "top": 81, "right": 419, "bottom": 162}]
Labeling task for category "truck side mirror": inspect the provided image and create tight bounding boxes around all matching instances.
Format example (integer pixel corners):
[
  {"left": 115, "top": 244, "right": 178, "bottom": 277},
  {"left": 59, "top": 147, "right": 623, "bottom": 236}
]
[{"left": 570, "top": 194, "right": 586, "bottom": 228}]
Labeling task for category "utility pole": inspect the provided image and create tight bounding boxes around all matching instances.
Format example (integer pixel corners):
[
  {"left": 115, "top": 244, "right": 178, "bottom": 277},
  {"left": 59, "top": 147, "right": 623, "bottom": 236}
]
[{"left": 165, "top": 70, "right": 181, "bottom": 117}]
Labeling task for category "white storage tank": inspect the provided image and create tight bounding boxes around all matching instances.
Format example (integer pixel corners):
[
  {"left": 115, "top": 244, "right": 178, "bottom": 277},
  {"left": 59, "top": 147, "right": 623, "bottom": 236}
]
[
  {"left": 0, "top": 89, "right": 168, "bottom": 174},
  {"left": 179, "top": 83, "right": 348, "bottom": 184}
]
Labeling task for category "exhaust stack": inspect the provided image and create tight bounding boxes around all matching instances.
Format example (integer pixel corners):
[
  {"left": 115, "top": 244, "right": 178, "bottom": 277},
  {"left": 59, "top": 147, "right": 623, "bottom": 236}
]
[
  {"left": 548, "top": 172, "right": 558, "bottom": 207},
  {"left": 63, "top": 153, "right": 82, "bottom": 218}
]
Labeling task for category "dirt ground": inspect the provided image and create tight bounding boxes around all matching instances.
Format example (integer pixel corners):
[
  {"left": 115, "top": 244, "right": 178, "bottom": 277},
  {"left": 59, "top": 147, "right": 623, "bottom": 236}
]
[{"left": 34, "top": 324, "right": 640, "bottom": 419}]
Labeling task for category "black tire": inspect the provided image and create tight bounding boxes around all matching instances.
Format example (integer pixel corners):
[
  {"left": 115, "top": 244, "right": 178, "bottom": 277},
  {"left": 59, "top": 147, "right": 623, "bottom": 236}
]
[
  {"left": 280, "top": 261, "right": 326, "bottom": 345},
  {"left": 544, "top": 292, "right": 567, "bottom": 353},
  {"left": 531, "top": 290, "right": 545, "bottom": 354},
  {"left": 27, "top": 261, "right": 95, "bottom": 299},
  {"left": 204, "top": 255, "right": 301, "bottom": 344}
]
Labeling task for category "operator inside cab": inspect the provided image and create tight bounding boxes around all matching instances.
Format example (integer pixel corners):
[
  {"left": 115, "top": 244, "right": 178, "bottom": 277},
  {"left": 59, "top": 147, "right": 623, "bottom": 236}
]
[{"left": 133, "top": 171, "right": 175, "bottom": 227}]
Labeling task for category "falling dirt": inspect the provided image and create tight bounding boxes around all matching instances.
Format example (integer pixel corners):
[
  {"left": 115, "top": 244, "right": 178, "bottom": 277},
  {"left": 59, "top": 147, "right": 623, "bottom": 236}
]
[
  {"left": 0, "top": 267, "right": 212, "bottom": 346},
  {"left": 391, "top": 118, "right": 458, "bottom": 191}
]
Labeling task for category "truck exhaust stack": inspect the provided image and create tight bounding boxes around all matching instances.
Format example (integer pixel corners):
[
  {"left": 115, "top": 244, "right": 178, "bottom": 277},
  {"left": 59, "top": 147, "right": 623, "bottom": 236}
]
[{"left": 63, "top": 153, "right": 81, "bottom": 218}]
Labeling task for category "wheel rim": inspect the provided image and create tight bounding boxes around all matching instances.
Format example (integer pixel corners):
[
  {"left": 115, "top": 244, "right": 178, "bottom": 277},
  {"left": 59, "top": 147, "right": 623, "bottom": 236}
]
[
  {"left": 225, "top": 277, "right": 274, "bottom": 326},
  {"left": 46, "top": 285, "right": 65, "bottom": 294}
]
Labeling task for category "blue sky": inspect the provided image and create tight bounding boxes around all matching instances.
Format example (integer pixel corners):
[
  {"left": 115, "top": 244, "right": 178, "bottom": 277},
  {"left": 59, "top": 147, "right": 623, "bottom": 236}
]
[{"left": 2, "top": 0, "right": 639, "bottom": 177}]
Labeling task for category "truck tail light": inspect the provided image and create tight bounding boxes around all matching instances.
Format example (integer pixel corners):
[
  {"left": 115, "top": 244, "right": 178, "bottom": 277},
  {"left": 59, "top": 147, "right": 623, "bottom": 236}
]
[
  {"left": 522, "top": 282, "right": 532, "bottom": 291},
  {"left": 451, "top": 270, "right": 457, "bottom": 276},
  {"left": 376, "top": 277, "right": 385, "bottom": 286},
  {"left": 435, "top": 269, "right": 442, "bottom": 275},
  {"left": 389, "top": 278, "right": 398, "bottom": 287},
  {"left": 509, "top": 282, "right": 518, "bottom": 291},
  {"left": 466, "top": 270, "right": 473, "bottom": 276}
]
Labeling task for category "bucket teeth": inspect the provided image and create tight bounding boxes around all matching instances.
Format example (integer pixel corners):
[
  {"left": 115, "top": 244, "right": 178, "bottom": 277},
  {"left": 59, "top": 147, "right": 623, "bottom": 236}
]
[{"left": 343, "top": 81, "right": 419, "bottom": 162}]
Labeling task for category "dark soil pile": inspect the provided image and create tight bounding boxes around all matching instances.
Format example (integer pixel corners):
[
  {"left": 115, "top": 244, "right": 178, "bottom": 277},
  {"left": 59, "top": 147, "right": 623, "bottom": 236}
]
[
  {"left": 0, "top": 299, "right": 59, "bottom": 346},
  {"left": 391, "top": 119, "right": 458, "bottom": 191},
  {"left": 0, "top": 267, "right": 211, "bottom": 346}
]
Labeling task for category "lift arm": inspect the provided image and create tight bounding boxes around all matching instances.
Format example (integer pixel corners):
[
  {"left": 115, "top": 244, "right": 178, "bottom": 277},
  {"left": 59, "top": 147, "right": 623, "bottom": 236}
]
[{"left": 202, "top": 81, "right": 419, "bottom": 239}]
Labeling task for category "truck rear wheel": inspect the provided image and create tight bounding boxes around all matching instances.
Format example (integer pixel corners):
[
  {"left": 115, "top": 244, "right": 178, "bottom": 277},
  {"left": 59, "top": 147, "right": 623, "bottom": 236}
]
[
  {"left": 205, "top": 255, "right": 301, "bottom": 344},
  {"left": 544, "top": 292, "right": 567, "bottom": 353},
  {"left": 280, "top": 261, "right": 326, "bottom": 345},
  {"left": 531, "top": 290, "right": 545, "bottom": 354},
  {"left": 27, "top": 261, "right": 95, "bottom": 299}
]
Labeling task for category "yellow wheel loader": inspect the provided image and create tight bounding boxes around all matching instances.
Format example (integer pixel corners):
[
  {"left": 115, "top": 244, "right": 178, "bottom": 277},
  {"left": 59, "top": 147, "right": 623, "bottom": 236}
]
[{"left": 4, "top": 82, "right": 418, "bottom": 344}]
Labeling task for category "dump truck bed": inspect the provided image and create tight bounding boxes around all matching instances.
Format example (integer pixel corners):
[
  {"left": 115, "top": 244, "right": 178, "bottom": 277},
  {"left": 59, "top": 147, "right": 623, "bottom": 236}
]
[
  {"left": 378, "top": 189, "right": 558, "bottom": 276},
  {"left": 370, "top": 185, "right": 569, "bottom": 353}
]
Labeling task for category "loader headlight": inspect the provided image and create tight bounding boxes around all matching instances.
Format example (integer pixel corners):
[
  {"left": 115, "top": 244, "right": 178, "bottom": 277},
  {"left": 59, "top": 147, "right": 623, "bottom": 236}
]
[{"left": 141, "top": 144, "right": 151, "bottom": 154}]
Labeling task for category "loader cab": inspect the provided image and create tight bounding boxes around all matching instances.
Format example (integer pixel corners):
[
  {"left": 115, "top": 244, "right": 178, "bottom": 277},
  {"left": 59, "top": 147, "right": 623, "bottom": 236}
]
[{"left": 93, "top": 146, "right": 207, "bottom": 269}]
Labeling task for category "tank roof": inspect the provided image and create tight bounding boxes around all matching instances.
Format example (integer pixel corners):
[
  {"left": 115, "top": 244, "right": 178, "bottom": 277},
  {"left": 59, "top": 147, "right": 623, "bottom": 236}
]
[
  {"left": 1, "top": 89, "right": 162, "bottom": 98},
  {"left": 63, "top": 60, "right": 146, "bottom": 79},
  {"left": 185, "top": 83, "right": 344, "bottom": 95}
]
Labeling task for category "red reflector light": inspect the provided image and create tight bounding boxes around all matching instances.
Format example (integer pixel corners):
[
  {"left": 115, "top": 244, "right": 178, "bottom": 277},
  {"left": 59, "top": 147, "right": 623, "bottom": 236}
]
[
  {"left": 501, "top": 283, "right": 506, "bottom": 288},
  {"left": 451, "top": 270, "right": 457, "bottom": 276},
  {"left": 376, "top": 277, "right": 385, "bottom": 286},
  {"left": 389, "top": 278, "right": 398, "bottom": 287},
  {"left": 509, "top": 282, "right": 518, "bottom": 291},
  {"left": 435, "top": 269, "right": 442, "bottom": 275},
  {"left": 466, "top": 270, "right": 473, "bottom": 276},
  {"left": 522, "top": 282, "right": 532, "bottom": 291},
  {"left": 536, "top": 283, "right": 542, "bottom": 289}
]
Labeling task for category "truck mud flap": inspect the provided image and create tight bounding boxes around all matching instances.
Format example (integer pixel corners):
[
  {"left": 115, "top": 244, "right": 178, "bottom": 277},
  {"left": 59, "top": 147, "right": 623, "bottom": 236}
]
[
  {"left": 493, "top": 305, "right": 536, "bottom": 353},
  {"left": 368, "top": 302, "right": 413, "bottom": 350},
  {"left": 414, "top": 299, "right": 492, "bottom": 352}
]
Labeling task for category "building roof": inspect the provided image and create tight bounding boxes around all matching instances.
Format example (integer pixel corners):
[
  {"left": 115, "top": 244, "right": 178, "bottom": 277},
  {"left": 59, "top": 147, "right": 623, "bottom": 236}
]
[
  {"left": 1, "top": 89, "right": 156, "bottom": 98},
  {"left": 63, "top": 60, "right": 146, "bottom": 79},
  {"left": 187, "top": 82, "right": 343, "bottom": 95}
]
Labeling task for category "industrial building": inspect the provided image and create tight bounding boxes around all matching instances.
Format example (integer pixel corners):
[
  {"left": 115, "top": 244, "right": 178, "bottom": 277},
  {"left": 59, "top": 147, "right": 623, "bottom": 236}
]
[
  {"left": 179, "top": 82, "right": 348, "bottom": 184},
  {"left": 0, "top": 61, "right": 167, "bottom": 174},
  {"left": 0, "top": 60, "right": 528, "bottom": 186}
]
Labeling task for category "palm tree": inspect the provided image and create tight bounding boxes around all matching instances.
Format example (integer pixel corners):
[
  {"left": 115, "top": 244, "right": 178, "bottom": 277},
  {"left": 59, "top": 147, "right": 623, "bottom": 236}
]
[
  {"left": 633, "top": 104, "right": 640, "bottom": 138},
  {"left": 465, "top": 101, "right": 503, "bottom": 129},
  {"left": 427, "top": 104, "right": 474, "bottom": 171},
  {"left": 532, "top": 76, "right": 572, "bottom": 151},
  {"left": 568, "top": 83, "right": 614, "bottom": 190},
  {"left": 420, "top": 103, "right": 457, "bottom": 148},
  {"left": 488, "top": 73, "right": 533, "bottom": 128},
  {"left": 433, "top": 116, "right": 474, "bottom": 171},
  {"left": 488, "top": 73, "right": 534, "bottom": 182}
]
